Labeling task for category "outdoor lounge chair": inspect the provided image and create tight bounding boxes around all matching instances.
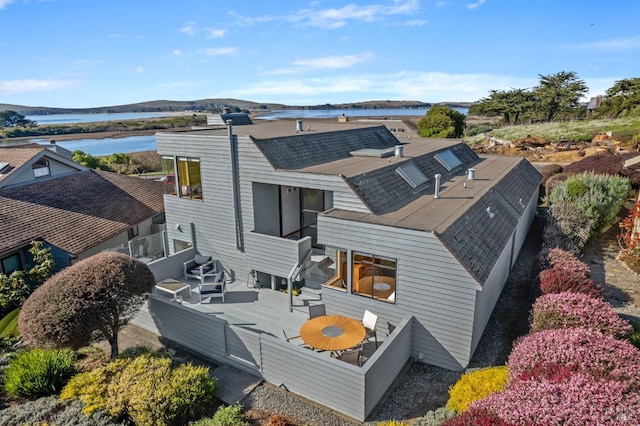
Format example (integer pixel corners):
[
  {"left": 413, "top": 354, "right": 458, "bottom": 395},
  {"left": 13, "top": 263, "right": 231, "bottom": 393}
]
[
  {"left": 308, "top": 303, "right": 326, "bottom": 319},
  {"left": 338, "top": 346, "right": 362, "bottom": 366},
  {"left": 183, "top": 254, "right": 217, "bottom": 284},
  {"left": 194, "top": 270, "right": 226, "bottom": 303},
  {"left": 362, "top": 309, "right": 378, "bottom": 348}
]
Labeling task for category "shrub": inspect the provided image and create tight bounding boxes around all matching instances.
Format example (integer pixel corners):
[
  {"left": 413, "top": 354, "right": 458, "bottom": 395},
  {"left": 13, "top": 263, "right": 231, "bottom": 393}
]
[
  {"left": 4, "top": 348, "right": 77, "bottom": 398},
  {"left": 531, "top": 292, "right": 632, "bottom": 338},
  {"left": 546, "top": 247, "right": 591, "bottom": 277},
  {"left": 564, "top": 151, "right": 640, "bottom": 186},
  {"left": 376, "top": 421, "right": 409, "bottom": 426},
  {"left": 446, "top": 366, "right": 508, "bottom": 413},
  {"left": 538, "top": 267, "right": 603, "bottom": 299},
  {"left": 539, "top": 216, "right": 579, "bottom": 261},
  {"left": 267, "top": 414, "right": 292, "bottom": 426},
  {"left": 19, "top": 252, "right": 156, "bottom": 358},
  {"left": 413, "top": 407, "right": 456, "bottom": 426},
  {"left": 473, "top": 374, "right": 640, "bottom": 425},
  {"left": 507, "top": 328, "right": 640, "bottom": 387},
  {"left": 61, "top": 353, "right": 216, "bottom": 426},
  {"left": 629, "top": 320, "right": 640, "bottom": 349},
  {"left": 441, "top": 407, "right": 512, "bottom": 426},
  {"left": 0, "top": 396, "right": 122, "bottom": 426},
  {"left": 192, "top": 404, "right": 247, "bottom": 426}
]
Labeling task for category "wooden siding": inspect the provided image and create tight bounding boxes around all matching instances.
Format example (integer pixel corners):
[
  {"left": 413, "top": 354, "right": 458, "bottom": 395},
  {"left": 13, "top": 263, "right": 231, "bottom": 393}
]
[
  {"left": 7, "top": 156, "right": 80, "bottom": 187},
  {"left": 245, "top": 232, "right": 312, "bottom": 278},
  {"left": 470, "top": 187, "right": 538, "bottom": 352},
  {"left": 252, "top": 182, "right": 280, "bottom": 235},
  {"left": 318, "top": 215, "right": 478, "bottom": 370},
  {"left": 147, "top": 247, "right": 195, "bottom": 282}
]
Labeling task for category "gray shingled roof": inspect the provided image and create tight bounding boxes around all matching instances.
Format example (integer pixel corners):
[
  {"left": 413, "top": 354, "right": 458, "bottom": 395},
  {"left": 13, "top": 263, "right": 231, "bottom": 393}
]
[
  {"left": 346, "top": 143, "right": 480, "bottom": 214},
  {"left": 252, "top": 126, "right": 398, "bottom": 170},
  {"left": 220, "top": 113, "right": 253, "bottom": 126},
  {"left": 0, "top": 170, "right": 165, "bottom": 255},
  {"left": 437, "top": 160, "right": 541, "bottom": 283}
]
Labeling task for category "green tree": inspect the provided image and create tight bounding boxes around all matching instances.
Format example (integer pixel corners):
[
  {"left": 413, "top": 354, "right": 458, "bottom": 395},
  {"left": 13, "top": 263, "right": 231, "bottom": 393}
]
[
  {"left": 596, "top": 77, "right": 640, "bottom": 118},
  {"left": 0, "top": 110, "right": 36, "bottom": 128},
  {"left": 71, "top": 149, "right": 103, "bottom": 169},
  {"left": 19, "top": 252, "right": 155, "bottom": 358},
  {"left": 534, "top": 71, "right": 588, "bottom": 122},
  {"left": 0, "top": 241, "right": 55, "bottom": 311},
  {"left": 418, "top": 106, "right": 466, "bottom": 138},
  {"left": 469, "top": 88, "right": 536, "bottom": 124}
]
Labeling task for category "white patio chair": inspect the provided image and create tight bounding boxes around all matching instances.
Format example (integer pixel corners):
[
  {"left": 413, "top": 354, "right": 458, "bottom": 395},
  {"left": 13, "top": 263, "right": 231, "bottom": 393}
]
[
  {"left": 183, "top": 254, "right": 217, "bottom": 284},
  {"left": 195, "top": 270, "right": 226, "bottom": 303},
  {"left": 362, "top": 309, "right": 378, "bottom": 348}
]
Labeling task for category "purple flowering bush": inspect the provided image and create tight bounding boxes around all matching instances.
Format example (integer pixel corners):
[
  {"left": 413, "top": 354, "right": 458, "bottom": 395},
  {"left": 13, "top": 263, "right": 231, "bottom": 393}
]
[
  {"left": 546, "top": 247, "right": 591, "bottom": 277},
  {"left": 539, "top": 267, "right": 604, "bottom": 299},
  {"left": 473, "top": 374, "right": 640, "bottom": 425},
  {"left": 531, "top": 292, "right": 632, "bottom": 338},
  {"left": 508, "top": 328, "right": 640, "bottom": 387},
  {"left": 441, "top": 407, "right": 514, "bottom": 426}
]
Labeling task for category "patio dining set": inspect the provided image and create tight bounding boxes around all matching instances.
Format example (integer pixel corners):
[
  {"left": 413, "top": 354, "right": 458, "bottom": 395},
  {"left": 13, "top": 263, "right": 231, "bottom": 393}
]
[{"left": 285, "top": 304, "right": 379, "bottom": 367}]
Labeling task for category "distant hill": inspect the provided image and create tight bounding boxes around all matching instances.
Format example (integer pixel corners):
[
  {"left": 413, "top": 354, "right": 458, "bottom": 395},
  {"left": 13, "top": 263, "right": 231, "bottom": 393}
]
[{"left": 0, "top": 99, "right": 472, "bottom": 115}]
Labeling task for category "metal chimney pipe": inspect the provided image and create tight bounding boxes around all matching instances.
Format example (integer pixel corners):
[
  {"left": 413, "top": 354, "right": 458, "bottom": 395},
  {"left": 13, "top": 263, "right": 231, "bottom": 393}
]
[
  {"left": 434, "top": 174, "right": 441, "bottom": 199},
  {"left": 467, "top": 168, "right": 476, "bottom": 180},
  {"left": 296, "top": 120, "right": 303, "bottom": 132},
  {"left": 395, "top": 145, "right": 404, "bottom": 158}
]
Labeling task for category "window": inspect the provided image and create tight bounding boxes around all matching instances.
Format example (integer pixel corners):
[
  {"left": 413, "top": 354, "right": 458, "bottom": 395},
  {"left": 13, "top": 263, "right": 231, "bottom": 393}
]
[
  {"left": 127, "top": 225, "right": 139, "bottom": 240},
  {"left": 396, "top": 162, "right": 428, "bottom": 189},
  {"left": 321, "top": 247, "right": 347, "bottom": 290},
  {"left": 177, "top": 157, "right": 202, "bottom": 200},
  {"left": 1, "top": 253, "right": 22, "bottom": 274},
  {"left": 32, "top": 158, "right": 51, "bottom": 178},
  {"left": 434, "top": 149, "right": 462, "bottom": 171},
  {"left": 352, "top": 252, "right": 396, "bottom": 303},
  {"left": 173, "top": 239, "right": 192, "bottom": 253},
  {"left": 161, "top": 156, "right": 177, "bottom": 195}
]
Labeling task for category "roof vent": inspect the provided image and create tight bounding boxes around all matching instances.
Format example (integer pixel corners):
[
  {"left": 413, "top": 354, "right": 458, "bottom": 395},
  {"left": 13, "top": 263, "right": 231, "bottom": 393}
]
[
  {"left": 467, "top": 168, "right": 476, "bottom": 180},
  {"left": 395, "top": 145, "right": 404, "bottom": 158},
  {"left": 296, "top": 120, "right": 303, "bottom": 132},
  {"left": 434, "top": 174, "right": 442, "bottom": 199}
]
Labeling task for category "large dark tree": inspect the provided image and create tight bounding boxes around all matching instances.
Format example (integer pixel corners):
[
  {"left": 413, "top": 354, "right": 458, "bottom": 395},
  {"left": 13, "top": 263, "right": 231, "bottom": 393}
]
[
  {"left": 0, "top": 110, "right": 36, "bottom": 128},
  {"left": 534, "top": 71, "right": 588, "bottom": 122},
  {"left": 418, "top": 106, "right": 466, "bottom": 138},
  {"left": 19, "top": 252, "right": 155, "bottom": 358},
  {"left": 469, "top": 88, "right": 536, "bottom": 124},
  {"left": 595, "top": 77, "right": 640, "bottom": 119}
]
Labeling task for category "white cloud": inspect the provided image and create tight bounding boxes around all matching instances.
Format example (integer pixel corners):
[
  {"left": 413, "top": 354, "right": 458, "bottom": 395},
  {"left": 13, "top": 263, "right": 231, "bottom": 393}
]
[
  {"left": 467, "top": 0, "right": 486, "bottom": 10},
  {"left": 172, "top": 49, "right": 182, "bottom": 56},
  {"left": 195, "top": 47, "right": 237, "bottom": 56},
  {"left": 224, "top": 71, "right": 538, "bottom": 104},
  {"left": 0, "top": 78, "right": 76, "bottom": 95},
  {"left": 179, "top": 21, "right": 197, "bottom": 36},
  {"left": 435, "top": 1, "right": 450, "bottom": 7},
  {"left": 571, "top": 36, "right": 640, "bottom": 52},
  {"left": 265, "top": 53, "right": 375, "bottom": 75},
  {"left": 135, "top": 66, "right": 144, "bottom": 74},
  {"left": 207, "top": 29, "right": 226, "bottom": 39},
  {"left": 0, "top": 0, "right": 13, "bottom": 10}
]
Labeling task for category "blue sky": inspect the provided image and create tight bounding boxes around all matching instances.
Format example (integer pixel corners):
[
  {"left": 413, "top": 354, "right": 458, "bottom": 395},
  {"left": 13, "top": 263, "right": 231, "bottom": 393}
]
[{"left": 1, "top": 0, "right": 639, "bottom": 108}]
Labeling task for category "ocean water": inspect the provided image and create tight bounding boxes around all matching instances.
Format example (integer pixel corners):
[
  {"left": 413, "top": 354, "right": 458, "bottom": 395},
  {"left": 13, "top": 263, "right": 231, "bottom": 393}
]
[{"left": 26, "top": 112, "right": 170, "bottom": 125}]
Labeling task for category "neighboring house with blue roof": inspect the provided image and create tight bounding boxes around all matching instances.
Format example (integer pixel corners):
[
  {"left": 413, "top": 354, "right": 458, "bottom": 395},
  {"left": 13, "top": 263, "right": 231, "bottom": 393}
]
[
  {"left": 155, "top": 116, "right": 541, "bottom": 371},
  {"left": 0, "top": 142, "right": 166, "bottom": 275}
]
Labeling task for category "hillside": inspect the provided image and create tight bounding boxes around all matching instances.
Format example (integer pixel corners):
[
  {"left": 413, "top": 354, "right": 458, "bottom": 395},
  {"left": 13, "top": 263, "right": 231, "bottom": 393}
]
[{"left": 0, "top": 99, "right": 471, "bottom": 115}]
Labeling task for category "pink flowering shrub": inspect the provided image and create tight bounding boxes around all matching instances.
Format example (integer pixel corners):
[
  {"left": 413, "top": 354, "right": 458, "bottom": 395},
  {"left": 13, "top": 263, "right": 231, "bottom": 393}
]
[
  {"left": 531, "top": 292, "right": 632, "bottom": 338},
  {"left": 473, "top": 374, "right": 640, "bottom": 425},
  {"left": 546, "top": 247, "right": 591, "bottom": 277},
  {"left": 539, "top": 267, "right": 604, "bottom": 299},
  {"left": 441, "top": 407, "right": 513, "bottom": 426},
  {"left": 508, "top": 328, "right": 640, "bottom": 387}
]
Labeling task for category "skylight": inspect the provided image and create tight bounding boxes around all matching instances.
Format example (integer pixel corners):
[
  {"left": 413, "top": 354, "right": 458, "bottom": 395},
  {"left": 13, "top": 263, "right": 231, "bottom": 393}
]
[
  {"left": 0, "top": 162, "right": 11, "bottom": 174},
  {"left": 396, "top": 162, "right": 428, "bottom": 189},
  {"left": 435, "top": 149, "right": 462, "bottom": 171}
]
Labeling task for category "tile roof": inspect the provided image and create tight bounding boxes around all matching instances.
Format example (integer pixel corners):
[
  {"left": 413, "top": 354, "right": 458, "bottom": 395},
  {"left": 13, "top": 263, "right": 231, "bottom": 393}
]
[{"left": 0, "top": 170, "right": 165, "bottom": 256}]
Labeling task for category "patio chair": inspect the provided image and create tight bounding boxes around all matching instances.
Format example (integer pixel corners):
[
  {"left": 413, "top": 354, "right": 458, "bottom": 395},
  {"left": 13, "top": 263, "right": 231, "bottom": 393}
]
[
  {"left": 308, "top": 303, "right": 326, "bottom": 319},
  {"left": 362, "top": 309, "right": 378, "bottom": 348},
  {"left": 195, "top": 270, "right": 226, "bottom": 303},
  {"left": 283, "top": 330, "right": 313, "bottom": 350},
  {"left": 338, "top": 346, "right": 362, "bottom": 366},
  {"left": 183, "top": 254, "right": 217, "bottom": 284}
]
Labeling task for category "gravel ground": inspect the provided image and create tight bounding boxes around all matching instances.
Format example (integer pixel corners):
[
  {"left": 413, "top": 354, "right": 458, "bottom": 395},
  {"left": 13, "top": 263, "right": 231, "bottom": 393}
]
[{"left": 242, "top": 213, "right": 545, "bottom": 425}]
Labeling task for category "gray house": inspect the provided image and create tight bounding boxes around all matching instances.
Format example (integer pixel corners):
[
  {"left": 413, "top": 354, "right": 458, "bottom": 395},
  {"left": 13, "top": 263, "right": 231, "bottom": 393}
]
[{"left": 155, "top": 117, "right": 541, "bottom": 371}]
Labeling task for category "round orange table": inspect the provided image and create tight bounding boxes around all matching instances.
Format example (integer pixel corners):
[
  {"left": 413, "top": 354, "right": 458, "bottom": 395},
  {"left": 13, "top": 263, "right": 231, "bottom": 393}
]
[{"left": 299, "top": 315, "right": 366, "bottom": 351}]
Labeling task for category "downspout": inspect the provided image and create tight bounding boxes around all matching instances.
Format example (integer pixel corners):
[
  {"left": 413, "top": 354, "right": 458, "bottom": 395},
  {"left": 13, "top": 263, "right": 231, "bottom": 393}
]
[{"left": 227, "top": 120, "right": 244, "bottom": 252}]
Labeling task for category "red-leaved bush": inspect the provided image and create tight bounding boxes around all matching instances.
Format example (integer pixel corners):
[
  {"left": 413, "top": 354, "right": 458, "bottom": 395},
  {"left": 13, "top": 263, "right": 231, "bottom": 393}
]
[
  {"left": 546, "top": 247, "right": 591, "bottom": 277},
  {"left": 441, "top": 407, "right": 513, "bottom": 426},
  {"left": 531, "top": 291, "right": 632, "bottom": 338},
  {"left": 538, "top": 267, "right": 604, "bottom": 299},
  {"left": 472, "top": 374, "right": 640, "bottom": 425},
  {"left": 507, "top": 328, "right": 640, "bottom": 387}
]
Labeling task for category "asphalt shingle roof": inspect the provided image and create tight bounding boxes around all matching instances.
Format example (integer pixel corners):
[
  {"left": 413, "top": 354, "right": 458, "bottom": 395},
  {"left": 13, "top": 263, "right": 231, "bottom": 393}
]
[
  {"left": 0, "top": 144, "right": 46, "bottom": 183},
  {"left": 0, "top": 170, "right": 165, "bottom": 255}
]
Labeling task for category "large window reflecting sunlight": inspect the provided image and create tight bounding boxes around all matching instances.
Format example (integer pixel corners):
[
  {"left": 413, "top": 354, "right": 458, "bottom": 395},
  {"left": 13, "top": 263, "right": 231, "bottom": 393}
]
[
  {"left": 322, "top": 247, "right": 347, "bottom": 291},
  {"left": 176, "top": 157, "right": 202, "bottom": 200},
  {"left": 352, "top": 252, "right": 396, "bottom": 303}
]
